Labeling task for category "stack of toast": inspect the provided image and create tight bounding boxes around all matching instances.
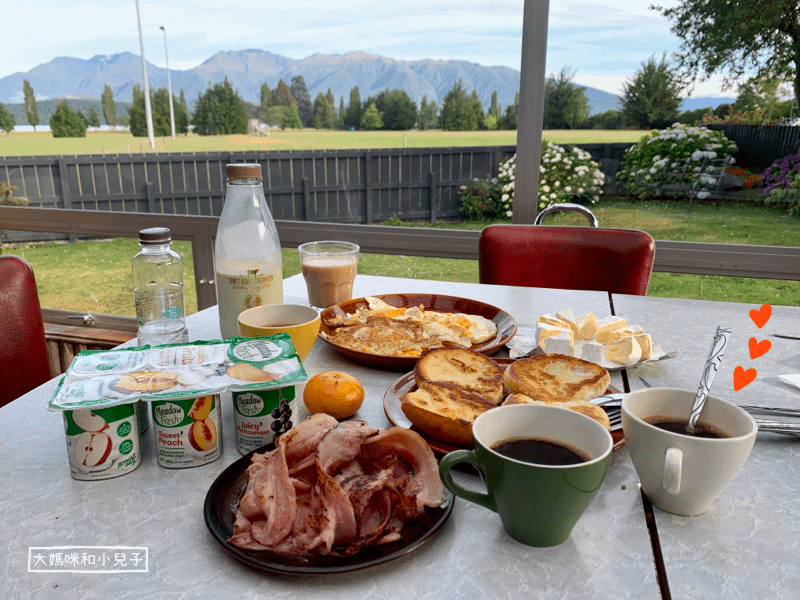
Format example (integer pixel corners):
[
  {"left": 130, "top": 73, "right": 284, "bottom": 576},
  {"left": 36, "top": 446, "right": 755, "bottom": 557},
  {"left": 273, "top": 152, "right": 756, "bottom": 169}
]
[{"left": 399, "top": 348, "right": 611, "bottom": 446}]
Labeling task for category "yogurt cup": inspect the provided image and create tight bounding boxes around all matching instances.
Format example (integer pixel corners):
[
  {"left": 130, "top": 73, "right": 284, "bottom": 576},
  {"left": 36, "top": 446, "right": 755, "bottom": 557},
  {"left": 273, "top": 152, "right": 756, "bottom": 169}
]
[
  {"left": 150, "top": 393, "right": 223, "bottom": 468},
  {"left": 63, "top": 404, "right": 142, "bottom": 481},
  {"left": 231, "top": 386, "right": 295, "bottom": 454}
]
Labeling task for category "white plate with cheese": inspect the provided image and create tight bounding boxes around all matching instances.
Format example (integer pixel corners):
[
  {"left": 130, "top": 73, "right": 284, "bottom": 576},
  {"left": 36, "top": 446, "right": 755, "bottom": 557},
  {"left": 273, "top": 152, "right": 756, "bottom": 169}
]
[{"left": 507, "top": 309, "right": 676, "bottom": 371}]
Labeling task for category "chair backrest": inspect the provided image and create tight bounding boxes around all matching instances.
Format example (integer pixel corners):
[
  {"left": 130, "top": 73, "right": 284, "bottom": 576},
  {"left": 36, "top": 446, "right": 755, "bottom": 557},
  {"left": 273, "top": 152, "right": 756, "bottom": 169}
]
[
  {"left": 478, "top": 224, "right": 656, "bottom": 295},
  {"left": 0, "top": 255, "right": 52, "bottom": 407}
]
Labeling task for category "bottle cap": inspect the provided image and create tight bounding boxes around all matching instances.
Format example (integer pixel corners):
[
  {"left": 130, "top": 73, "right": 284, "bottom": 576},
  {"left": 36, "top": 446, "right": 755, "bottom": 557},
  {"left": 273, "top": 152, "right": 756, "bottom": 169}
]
[
  {"left": 226, "top": 163, "right": 262, "bottom": 180},
  {"left": 139, "top": 227, "right": 171, "bottom": 245}
]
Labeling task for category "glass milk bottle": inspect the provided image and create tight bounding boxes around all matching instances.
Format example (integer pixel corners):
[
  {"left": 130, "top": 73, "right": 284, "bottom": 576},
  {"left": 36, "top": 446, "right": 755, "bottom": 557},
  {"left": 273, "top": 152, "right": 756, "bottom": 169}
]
[
  {"left": 132, "top": 227, "right": 189, "bottom": 346},
  {"left": 215, "top": 163, "right": 284, "bottom": 340}
]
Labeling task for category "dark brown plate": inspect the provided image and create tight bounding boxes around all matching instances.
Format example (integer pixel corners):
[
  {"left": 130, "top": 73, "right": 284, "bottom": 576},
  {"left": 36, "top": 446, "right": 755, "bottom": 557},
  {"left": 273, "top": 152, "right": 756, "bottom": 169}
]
[
  {"left": 204, "top": 443, "right": 455, "bottom": 575},
  {"left": 318, "top": 293, "right": 517, "bottom": 370},
  {"left": 383, "top": 358, "right": 625, "bottom": 455}
]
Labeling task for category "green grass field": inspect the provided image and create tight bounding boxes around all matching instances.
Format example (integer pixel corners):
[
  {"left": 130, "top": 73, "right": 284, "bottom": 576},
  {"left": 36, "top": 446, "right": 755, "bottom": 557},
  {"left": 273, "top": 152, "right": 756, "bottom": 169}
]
[{"left": 0, "top": 128, "right": 649, "bottom": 156}]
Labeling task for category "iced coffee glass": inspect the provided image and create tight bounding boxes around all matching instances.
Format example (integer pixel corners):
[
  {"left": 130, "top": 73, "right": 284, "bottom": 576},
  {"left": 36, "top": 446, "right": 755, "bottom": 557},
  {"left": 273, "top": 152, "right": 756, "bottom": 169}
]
[{"left": 298, "top": 241, "right": 360, "bottom": 309}]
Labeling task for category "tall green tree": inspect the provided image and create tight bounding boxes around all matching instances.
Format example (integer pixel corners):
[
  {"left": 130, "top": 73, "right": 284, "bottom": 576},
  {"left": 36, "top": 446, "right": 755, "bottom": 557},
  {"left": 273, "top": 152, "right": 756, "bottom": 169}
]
[
  {"left": 621, "top": 54, "right": 684, "bottom": 129},
  {"left": 338, "top": 97, "right": 345, "bottom": 129},
  {"left": 654, "top": 0, "right": 800, "bottom": 109},
  {"left": 344, "top": 86, "right": 362, "bottom": 130},
  {"left": 49, "top": 100, "right": 86, "bottom": 137},
  {"left": 312, "top": 93, "right": 336, "bottom": 129},
  {"left": 192, "top": 78, "right": 248, "bottom": 136},
  {"left": 500, "top": 92, "right": 519, "bottom": 130},
  {"left": 151, "top": 88, "right": 189, "bottom": 136},
  {"left": 259, "top": 82, "right": 272, "bottom": 122},
  {"left": 282, "top": 103, "right": 303, "bottom": 129},
  {"left": 0, "top": 102, "right": 15, "bottom": 133},
  {"left": 418, "top": 95, "right": 438, "bottom": 130},
  {"left": 360, "top": 103, "right": 383, "bottom": 130},
  {"left": 128, "top": 84, "right": 147, "bottom": 136},
  {"left": 101, "top": 84, "right": 116, "bottom": 128},
  {"left": 543, "top": 67, "right": 589, "bottom": 129},
  {"left": 468, "top": 90, "right": 486, "bottom": 130},
  {"left": 290, "top": 76, "right": 313, "bottom": 128},
  {"left": 177, "top": 89, "right": 189, "bottom": 133},
  {"left": 372, "top": 89, "right": 418, "bottom": 130},
  {"left": 87, "top": 106, "right": 101, "bottom": 129},
  {"left": 441, "top": 79, "right": 476, "bottom": 131},
  {"left": 23, "top": 80, "right": 39, "bottom": 131},
  {"left": 271, "top": 79, "right": 296, "bottom": 107}
]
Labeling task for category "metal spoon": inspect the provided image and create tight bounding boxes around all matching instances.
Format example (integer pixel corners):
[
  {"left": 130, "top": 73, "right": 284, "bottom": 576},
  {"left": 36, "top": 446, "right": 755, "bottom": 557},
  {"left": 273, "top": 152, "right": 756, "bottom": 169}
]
[{"left": 688, "top": 326, "right": 731, "bottom": 434}]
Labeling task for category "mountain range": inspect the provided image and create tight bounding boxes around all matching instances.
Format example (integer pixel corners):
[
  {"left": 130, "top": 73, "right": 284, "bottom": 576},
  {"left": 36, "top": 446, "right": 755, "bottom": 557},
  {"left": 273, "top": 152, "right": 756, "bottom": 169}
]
[{"left": 0, "top": 49, "right": 733, "bottom": 118}]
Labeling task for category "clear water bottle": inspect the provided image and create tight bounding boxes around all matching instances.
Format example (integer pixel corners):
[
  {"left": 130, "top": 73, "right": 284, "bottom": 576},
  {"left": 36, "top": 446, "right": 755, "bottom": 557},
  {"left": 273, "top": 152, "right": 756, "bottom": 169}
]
[
  {"left": 132, "top": 227, "right": 189, "bottom": 346},
  {"left": 215, "top": 163, "right": 283, "bottom": 340}
]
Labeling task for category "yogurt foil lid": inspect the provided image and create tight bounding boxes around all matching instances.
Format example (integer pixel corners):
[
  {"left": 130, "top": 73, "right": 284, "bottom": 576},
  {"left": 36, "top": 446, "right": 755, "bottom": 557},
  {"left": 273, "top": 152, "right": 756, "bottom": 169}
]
[{"left": 48, "top": 335, "right": 307, "bottom": 411}]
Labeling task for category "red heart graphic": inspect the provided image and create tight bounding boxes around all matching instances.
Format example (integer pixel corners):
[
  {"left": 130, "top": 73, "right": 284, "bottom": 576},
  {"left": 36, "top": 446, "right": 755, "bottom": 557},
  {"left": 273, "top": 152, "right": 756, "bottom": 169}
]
[
  {"left": 749, "top": 337, "right": 771, "bottom": 359},
  {"left": 749, "top": 303, "right": 772, "bottom": 329},
  {"left": 734, "top": 366, "right": 757, "bottom": 391}
]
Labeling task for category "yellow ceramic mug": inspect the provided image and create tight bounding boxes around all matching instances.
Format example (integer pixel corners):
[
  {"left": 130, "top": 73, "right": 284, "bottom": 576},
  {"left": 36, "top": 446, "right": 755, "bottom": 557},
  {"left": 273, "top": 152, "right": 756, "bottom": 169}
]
[{"left": 237, "top": 304, "right": 321, "bottom": 361}]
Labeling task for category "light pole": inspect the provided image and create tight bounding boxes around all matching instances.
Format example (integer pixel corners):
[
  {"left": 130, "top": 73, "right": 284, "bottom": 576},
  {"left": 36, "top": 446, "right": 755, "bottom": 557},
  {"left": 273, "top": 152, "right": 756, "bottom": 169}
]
[
  {"left": 160, "top": 25, "right": 176, "bottom": 139},
  {"left": 134, "top": 0, "right": 155, "bottom": 150}
]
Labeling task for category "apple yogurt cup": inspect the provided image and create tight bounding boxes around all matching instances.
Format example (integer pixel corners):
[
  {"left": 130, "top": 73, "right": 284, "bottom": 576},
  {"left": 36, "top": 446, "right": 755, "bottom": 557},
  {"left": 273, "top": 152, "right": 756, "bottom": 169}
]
[
  {"left": 149, "top": 393, "right": 222, "bottom": 468},
  {"left": 63, "top": 405, "right": 142, "bottom": 481}
]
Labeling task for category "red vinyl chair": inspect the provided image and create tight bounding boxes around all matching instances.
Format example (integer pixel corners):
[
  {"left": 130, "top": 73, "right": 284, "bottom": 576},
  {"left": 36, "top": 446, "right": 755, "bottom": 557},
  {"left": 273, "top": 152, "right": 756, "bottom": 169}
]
[
  {"left": 0, "top": 255, "right": 52, "bottom": 408},
  {"left": 479, "top": 204, "right": 655, "bottom": 295}
]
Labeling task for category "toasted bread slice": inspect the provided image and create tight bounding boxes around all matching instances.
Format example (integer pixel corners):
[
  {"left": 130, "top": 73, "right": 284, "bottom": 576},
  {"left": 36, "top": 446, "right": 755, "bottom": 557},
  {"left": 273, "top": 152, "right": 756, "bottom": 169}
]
[
  {"left": 500, "top": 393, "right": 611, "bottom": 430},
  {"left": 414, "top": 347, "right": 503, "bottom": 405},
  {"left": 502, "top": 354, "right": 610, "bottom": 404},
  {"left": 400, "top": 383, "right": 497, "bottom": 445}
]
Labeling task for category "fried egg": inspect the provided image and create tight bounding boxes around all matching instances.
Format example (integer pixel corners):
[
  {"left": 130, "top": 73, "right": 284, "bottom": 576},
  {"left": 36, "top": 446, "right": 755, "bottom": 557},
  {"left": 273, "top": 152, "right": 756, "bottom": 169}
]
[{"left": 324, "top": 297, "right": 498, "bottom": 356}]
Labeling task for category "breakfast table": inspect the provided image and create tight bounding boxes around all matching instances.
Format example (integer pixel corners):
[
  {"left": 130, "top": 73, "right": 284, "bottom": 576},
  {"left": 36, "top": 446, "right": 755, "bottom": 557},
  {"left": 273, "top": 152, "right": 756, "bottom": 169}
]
[{"left": 2, "top": 273, "right": 799, "bottom": 599}]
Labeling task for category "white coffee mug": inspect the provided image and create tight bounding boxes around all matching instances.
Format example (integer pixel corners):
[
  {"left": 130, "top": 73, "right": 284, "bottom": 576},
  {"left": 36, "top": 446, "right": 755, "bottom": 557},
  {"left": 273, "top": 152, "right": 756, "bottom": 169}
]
[{"left": 622, "top": 387, "right": 757, "bottom": 516}]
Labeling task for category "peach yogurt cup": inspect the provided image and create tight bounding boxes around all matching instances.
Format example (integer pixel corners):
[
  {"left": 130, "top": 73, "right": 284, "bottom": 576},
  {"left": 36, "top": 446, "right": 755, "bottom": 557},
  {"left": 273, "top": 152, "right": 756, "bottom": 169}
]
[{"left": 150, "top": 393, "right": 223, "bottom": 468}]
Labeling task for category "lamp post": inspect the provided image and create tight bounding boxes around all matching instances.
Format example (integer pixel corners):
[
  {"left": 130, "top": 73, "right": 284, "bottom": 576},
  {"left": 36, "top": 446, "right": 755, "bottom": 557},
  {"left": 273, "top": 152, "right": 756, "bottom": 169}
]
[
  {"left": 159, "top": 25, "right": 176, "bottom": 139},
  {"left": 134, "top": 0, "right": 155, "bottom": 150}
]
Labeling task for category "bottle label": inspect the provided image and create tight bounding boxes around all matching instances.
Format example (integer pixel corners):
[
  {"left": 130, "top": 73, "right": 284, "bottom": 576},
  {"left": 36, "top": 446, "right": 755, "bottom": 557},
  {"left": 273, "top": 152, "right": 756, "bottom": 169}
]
[{"left": 216, "top": 267, "right": 283, "bottom": 340}]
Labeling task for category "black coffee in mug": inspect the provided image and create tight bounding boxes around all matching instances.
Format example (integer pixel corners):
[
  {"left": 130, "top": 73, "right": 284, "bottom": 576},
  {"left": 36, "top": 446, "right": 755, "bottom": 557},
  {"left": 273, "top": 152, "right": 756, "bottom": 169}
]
[
  {"left": 491, "top": 437, "right": 590, "bottom": 466},
  {"left": 644, "top": 416, "right": 730, "bottom": 439}
]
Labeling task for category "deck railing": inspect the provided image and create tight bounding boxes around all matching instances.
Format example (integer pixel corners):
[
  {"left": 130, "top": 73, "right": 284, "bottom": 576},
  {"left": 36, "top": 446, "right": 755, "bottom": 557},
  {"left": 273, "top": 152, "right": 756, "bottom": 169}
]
[{"left": 3, "top": 205, "right": 799, "bottom": 309}]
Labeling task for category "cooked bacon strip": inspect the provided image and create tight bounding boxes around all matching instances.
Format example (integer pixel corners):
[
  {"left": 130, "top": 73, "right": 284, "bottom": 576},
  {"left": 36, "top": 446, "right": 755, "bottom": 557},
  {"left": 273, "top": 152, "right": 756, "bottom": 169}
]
[
  {"left": 316, "top": 421, "right": 379, "bottom": 475},
  {"left": 360, "top": 427, "right": 446, "bottom": 510},
  {"left": 248, "top": 444, "right": 296, "bottom": 546},
  {"left": 278, "top": 413, "right": 338, "bottom": 466}
]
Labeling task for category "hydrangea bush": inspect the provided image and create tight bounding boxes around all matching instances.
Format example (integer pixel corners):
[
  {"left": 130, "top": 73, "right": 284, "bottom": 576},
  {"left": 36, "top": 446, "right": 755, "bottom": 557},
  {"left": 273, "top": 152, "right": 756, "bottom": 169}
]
[
  {"left": 616, "top": 123, "right": 738, "bottom": 198},
  {"left": 762, "top": 141, "right": 800, "bottom": 215},
  {"left": 458, "top": 142, "right": 605, "bottom": 220}
]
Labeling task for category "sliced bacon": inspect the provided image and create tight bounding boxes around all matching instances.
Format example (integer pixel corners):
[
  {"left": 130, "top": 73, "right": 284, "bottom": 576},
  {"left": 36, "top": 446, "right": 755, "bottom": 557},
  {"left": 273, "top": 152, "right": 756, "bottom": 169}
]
[
  {"left": 316, "top": 421, "right": 379, "bottom": 475},
  {"left": 248, "top": 444, "right": 296, "bottom": 546},
  {"left": 278, "top": 413, "right": 338, "bottom": 467},
  {"left": 360, "top": 427, "right": 445, "bottom": 509},
  {"left": 228, "top": 417, "right": 446, "bottom": 557}
]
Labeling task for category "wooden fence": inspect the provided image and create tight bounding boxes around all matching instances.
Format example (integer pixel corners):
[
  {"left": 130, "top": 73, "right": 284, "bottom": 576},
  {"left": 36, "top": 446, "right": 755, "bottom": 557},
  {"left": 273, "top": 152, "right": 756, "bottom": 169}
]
[
  {"left": 707, "top": 124, "right": 800, "bottom": 170},
  {"left": 0, "top": 144, "right": 634, "bottom": 244}
]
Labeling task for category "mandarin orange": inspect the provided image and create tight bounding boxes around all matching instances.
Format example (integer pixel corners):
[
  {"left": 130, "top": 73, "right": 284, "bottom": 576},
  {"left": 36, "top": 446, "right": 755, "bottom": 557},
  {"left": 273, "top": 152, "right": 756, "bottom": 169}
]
[{"left": 303, "top": 371, "right": 365, "bottom": 419}]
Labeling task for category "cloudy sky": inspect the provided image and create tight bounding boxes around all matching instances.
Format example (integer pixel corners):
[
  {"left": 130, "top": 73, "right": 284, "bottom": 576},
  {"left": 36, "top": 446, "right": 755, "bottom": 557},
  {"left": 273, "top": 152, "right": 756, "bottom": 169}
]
[{"left": 3, "top": 0, "right": 735, "bottom": 97}]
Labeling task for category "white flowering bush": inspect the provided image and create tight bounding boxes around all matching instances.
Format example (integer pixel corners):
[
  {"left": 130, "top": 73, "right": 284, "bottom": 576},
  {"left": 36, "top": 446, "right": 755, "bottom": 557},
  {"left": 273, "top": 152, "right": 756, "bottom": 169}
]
[
  {"left": 616, "top": 123, "right": 738, "bottom": 199},
  {"left": 476, "top": 143, "right": 603, "bottom": 220}
]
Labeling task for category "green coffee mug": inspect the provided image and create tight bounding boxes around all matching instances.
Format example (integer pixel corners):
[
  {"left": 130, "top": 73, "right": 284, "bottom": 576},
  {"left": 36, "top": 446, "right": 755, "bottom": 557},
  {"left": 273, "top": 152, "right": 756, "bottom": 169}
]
[{"left": 439, "top": 404, "right": 613, "bottom": 547}]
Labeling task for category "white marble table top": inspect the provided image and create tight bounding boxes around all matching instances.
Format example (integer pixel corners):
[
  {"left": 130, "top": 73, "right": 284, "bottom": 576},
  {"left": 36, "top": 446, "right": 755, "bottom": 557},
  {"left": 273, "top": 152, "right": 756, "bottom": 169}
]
[
  {"left": 1, "top": 275, "right": 660, "bottom": 600},
  {"left": 611, "top": 294, "right": 800, "bottom": 599}
]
